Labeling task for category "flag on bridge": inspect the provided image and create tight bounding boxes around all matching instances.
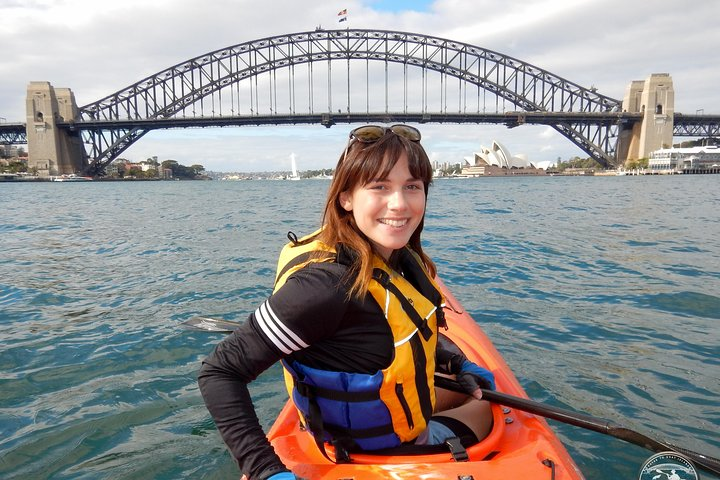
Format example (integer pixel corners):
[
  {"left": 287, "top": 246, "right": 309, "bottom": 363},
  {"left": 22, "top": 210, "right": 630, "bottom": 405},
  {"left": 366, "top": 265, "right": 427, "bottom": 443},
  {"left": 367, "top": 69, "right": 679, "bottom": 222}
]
[{"left": 338, "top": 8, "right": 348, "bottom": 22}]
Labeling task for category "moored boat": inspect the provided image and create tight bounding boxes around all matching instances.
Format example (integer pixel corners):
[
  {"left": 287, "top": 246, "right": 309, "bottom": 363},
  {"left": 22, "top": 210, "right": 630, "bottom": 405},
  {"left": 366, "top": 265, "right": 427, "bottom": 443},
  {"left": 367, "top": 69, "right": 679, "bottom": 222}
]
[
  {"left": 266, "top": 277, "right": 585, "bottom": 479},
  {"left": 51, "top": 174, "right": 93, "bottom": 182}
]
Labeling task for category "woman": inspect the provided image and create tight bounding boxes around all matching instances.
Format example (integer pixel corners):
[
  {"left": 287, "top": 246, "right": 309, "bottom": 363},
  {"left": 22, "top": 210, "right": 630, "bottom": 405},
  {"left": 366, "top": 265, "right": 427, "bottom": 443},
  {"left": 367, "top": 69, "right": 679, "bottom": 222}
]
[{"left": 198, "top": 125, "right": 496, "bottom": 480}]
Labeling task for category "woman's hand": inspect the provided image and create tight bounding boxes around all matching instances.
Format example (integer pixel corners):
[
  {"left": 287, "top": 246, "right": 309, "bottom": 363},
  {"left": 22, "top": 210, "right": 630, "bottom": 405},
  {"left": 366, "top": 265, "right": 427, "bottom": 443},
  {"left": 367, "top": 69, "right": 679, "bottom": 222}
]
[{"left": 456, "top": 360, "right": 496, "bottom": 400}]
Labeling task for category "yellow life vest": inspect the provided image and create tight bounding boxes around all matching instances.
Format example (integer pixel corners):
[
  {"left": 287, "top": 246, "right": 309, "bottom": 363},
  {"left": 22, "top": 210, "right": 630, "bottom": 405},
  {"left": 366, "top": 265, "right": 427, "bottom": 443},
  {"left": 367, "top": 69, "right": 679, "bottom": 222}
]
[{"left": 273, "top": 230, "right": 446, "bottom": 451}]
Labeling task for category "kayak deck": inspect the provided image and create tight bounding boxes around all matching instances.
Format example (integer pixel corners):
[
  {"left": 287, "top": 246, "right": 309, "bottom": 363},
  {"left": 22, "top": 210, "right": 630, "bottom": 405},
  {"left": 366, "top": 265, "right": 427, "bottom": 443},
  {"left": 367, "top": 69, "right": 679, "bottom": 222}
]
[{"left": 267, "top": 278, "right": 584, "bottom": 479}]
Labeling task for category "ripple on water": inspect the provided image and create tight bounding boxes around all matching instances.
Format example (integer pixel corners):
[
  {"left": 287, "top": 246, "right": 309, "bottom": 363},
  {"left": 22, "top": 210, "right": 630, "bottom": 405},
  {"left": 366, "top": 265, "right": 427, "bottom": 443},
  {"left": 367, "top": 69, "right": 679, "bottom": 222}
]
[{"left": 633, "top": 291, "right": 720, "bottom": 320}]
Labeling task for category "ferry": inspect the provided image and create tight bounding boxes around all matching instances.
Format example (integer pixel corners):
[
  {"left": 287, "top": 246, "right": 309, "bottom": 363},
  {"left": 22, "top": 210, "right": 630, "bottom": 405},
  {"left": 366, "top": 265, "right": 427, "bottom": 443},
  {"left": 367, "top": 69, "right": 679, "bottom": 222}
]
[{"left": 51, "top": 174, "right": 93, "bottom": 182}]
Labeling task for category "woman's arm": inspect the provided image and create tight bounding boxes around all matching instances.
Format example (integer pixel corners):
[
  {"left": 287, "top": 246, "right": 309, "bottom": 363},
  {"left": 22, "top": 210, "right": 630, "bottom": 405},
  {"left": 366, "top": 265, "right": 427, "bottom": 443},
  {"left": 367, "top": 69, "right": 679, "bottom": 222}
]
[
  {"left": 198, "top": 320, "right": 290, "bottom": 480},
  {"left": 198, "top": 263, "right": 351, "bottom": 479}
]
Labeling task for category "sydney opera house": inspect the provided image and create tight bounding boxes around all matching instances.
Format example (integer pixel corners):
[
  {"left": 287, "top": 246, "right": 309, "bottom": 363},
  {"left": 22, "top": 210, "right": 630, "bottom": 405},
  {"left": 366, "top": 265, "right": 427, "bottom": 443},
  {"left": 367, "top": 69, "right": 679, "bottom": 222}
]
[{"left": 462, "top": 140, "right": 545, "bottom": 176}]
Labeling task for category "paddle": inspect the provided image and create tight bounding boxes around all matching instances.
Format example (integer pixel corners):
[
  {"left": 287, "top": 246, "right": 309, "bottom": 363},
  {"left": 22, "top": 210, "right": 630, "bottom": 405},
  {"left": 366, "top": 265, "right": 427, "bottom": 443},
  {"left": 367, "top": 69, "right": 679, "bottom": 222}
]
[
  {"left": 181, "top": 316, "right": 243, "bottom": 332},
  {"left": 183, "top": 316, "right": 720, "bottom": 476},
  {"left": 433, "top": 377, "right": 720, "bottom": 476}
]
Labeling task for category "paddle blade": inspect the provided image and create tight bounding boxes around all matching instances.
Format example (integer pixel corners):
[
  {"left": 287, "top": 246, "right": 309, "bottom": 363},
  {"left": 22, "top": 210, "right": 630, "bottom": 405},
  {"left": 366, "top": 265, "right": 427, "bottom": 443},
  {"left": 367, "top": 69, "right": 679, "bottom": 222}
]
[{"left": 180, "top": 316, "right": 242, "bottom": 333}]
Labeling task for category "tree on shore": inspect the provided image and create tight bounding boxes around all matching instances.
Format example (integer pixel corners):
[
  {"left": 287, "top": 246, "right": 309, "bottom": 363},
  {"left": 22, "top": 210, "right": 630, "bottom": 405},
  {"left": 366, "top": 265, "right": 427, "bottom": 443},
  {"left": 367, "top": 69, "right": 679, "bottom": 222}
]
[
  {"left": 300, "top": 168, "right": 334, "bottom": 178},
  {"left": 552, "top": 156, "right": 603, "bottom": 172},
  {"left": 0, "top": 161, "right": 27, "bottom": 173},
  {"left": 440, "top": 164, "right": 462, "bottom": 175},
  {"left": 161, "top": 160, "right": 206, "bottom": 179},
  {"left": 624, "top": 158, "right": 649, "bottom": 170},
  {"left": 102, "top": 158, "right": 205, "bottom": 179}
]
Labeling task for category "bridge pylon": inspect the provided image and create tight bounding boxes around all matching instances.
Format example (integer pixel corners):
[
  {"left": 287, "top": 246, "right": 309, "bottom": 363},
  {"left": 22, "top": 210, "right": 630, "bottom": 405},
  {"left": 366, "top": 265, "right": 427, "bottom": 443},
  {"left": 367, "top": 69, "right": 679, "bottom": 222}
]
[
  {"left": 617, "top": 73, "right": 674, "bottom": 163},
  {"left": 26, "top": 82, "right": 86, "bottom": 176}
]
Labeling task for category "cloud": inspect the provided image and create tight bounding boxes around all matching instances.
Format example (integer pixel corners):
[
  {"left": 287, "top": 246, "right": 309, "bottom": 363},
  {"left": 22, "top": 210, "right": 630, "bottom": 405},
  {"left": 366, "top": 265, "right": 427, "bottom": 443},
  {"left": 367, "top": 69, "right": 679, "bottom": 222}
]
[
  {"left": 2, "top": 0, "right": 718, "bottom": 171},
  {"left": 538, "top": 127, "right": 556, "bottom": 140}
]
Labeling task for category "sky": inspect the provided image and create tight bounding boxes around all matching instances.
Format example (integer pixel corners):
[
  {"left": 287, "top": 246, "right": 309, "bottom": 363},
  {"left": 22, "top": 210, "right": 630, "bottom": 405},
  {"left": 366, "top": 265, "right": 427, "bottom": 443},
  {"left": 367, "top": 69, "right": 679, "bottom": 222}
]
[{"left": 1, "top": 0, "right": 719, "bottom": 172}]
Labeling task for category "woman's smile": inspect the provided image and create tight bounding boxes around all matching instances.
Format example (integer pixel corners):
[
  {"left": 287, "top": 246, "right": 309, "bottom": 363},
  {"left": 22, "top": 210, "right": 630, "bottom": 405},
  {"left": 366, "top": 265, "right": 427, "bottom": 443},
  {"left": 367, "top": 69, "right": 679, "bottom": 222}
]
[{"left": 378, "top": 218, "right": 408, "bottom": 227}]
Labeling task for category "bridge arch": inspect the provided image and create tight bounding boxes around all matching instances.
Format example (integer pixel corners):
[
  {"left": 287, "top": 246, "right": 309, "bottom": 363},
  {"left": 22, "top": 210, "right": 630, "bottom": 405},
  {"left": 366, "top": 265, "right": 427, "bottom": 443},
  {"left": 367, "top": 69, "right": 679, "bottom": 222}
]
[{"left": 77, "top": 29, "right": 624, "bottom": 174}]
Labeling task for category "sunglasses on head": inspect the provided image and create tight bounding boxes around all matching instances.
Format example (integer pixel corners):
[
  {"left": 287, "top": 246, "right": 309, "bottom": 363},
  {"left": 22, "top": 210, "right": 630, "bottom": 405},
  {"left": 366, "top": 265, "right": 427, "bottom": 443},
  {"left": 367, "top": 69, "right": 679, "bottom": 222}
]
[
  {"left": 342, "top": 124, "right": 422, "bottom": 163},
  {"left": 349, "top": 124, "right": 422, "bottom": 143}
]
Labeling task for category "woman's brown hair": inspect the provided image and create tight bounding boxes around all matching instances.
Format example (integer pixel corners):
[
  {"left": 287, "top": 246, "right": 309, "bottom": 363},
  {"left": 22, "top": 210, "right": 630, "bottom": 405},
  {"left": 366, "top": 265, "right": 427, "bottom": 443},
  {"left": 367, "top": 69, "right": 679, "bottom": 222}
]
[{"left": 318, "top": 131, "right": 436, "bottom": 297}]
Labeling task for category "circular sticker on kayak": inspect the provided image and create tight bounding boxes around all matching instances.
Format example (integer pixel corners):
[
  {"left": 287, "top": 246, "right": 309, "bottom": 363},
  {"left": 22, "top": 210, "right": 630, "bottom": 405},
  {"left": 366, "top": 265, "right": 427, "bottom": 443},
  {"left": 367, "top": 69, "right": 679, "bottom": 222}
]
[{"left": 638, "top": 451, "right": 698, "bottom": 480}]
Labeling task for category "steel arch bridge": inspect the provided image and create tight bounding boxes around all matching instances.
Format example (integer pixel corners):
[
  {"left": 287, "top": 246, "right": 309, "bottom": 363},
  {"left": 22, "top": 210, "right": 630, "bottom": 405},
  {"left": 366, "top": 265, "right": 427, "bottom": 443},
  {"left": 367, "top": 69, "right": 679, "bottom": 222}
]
[{"left": 77, "top": 28, "right": 626, "bottom": 174}]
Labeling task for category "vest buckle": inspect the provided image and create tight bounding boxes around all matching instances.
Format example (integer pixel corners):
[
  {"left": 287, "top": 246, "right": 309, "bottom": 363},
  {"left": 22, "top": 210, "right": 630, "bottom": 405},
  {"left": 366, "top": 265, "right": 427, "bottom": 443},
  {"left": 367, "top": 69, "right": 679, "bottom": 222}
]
[
  {"left": 331, "top": 439, "right": 352, "bottom": 463},
  {"left": 445, "top": 436, "right": 469, "bottom": 462}
]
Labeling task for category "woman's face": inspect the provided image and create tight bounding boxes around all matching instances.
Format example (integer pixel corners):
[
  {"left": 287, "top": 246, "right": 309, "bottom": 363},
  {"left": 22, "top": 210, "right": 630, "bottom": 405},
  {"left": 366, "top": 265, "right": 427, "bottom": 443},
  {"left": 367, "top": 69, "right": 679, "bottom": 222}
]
[{"left": 339, "top": 152, "right": 426, "bottom": 260}]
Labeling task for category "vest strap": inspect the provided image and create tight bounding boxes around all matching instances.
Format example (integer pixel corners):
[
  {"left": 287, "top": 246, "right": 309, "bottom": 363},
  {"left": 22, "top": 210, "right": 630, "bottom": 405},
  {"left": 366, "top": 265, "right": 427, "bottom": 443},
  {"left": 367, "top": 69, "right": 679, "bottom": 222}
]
[
  {"left": 325, "top": 422, "right": 396, "bottom": 439},
  {"left": 408, "top": 328, "right": 434, "bottom": 421},
  {"left": 294, "top": 381, "right": 395, "bottom": 439},
  {"left": 275, "top": 250, "right": 335, "bottom": 287},
  {"left": 302, "top": 380, "right": 353, "bottom": 464},
  {"left": 295, "top": 381, "right": 381, "bottom": 403},
  {"left": 372, "top": 268, "right": 433, "bottom": 341}
]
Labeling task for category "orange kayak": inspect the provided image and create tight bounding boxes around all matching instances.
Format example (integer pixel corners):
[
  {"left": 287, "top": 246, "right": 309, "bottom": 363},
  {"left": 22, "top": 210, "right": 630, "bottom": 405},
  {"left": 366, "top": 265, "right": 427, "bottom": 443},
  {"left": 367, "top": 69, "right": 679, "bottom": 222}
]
[{"left": 267, "top": 278, "right": 585, "bottom": 479}]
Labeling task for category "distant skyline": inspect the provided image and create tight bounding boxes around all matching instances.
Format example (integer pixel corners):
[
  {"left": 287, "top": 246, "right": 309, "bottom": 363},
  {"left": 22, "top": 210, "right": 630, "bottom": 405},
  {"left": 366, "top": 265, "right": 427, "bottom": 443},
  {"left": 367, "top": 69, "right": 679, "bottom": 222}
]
[{"left": 2, "top": 0, "right": 718, "bottom": 172}]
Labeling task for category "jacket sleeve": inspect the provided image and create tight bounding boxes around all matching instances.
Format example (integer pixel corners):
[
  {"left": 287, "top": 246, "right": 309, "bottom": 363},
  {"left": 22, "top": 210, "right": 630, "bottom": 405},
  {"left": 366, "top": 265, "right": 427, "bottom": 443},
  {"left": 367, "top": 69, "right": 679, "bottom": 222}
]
[
  {"left": 197, "top": 263, "right": 349, "bottom": 480},
  {"left": 197, "top": 319, "right": 290, "bottom": 480}
]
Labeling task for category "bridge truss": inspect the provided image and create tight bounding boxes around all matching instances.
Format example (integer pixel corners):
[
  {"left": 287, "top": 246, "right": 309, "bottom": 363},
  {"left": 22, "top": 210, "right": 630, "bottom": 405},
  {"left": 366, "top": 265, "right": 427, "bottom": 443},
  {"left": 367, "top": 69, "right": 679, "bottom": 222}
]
[
  {"left": 0, "top": 124, "right": 27, "bottom": 145},
  {"left": 77, "top": 29, "right": 627, "bottom": 174},
  {"left": 672, "top": 114, "right": 720, "bottom": 137}
]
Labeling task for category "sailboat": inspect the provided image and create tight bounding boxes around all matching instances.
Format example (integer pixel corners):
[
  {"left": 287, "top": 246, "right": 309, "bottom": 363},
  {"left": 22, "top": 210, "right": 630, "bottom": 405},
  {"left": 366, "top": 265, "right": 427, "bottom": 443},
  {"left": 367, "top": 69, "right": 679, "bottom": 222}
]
[{"left": 289, "top": 153, "right": 301, "bottom": 181}]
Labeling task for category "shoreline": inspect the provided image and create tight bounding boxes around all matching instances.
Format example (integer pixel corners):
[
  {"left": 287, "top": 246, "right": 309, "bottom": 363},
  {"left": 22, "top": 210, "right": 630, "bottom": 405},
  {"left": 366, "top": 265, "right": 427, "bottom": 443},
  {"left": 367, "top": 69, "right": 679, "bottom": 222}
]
[{"left": 3, "top": 170, "right": 719, "bottom": 183}]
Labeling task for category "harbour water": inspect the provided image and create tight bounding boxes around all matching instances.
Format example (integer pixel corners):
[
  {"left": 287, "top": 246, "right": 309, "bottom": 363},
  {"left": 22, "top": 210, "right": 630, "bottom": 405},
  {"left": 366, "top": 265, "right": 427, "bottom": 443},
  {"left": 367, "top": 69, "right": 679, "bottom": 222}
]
[{"left": 1, "top": 176, "right": 718, "bottom": 479}]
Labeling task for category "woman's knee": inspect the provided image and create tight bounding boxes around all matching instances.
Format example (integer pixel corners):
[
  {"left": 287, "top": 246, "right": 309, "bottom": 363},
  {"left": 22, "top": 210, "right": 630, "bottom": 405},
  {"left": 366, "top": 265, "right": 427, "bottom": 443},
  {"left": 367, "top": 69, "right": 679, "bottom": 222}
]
[{"left": 432, "top": 399, "right": 493, "bottom": 443}]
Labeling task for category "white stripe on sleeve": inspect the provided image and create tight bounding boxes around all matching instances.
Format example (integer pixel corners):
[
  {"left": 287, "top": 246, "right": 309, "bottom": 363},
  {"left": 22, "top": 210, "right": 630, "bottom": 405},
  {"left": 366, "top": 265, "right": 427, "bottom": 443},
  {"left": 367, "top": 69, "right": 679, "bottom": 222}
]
[{"left": 254, "top": 300, "right": 310, "bottom": 354}]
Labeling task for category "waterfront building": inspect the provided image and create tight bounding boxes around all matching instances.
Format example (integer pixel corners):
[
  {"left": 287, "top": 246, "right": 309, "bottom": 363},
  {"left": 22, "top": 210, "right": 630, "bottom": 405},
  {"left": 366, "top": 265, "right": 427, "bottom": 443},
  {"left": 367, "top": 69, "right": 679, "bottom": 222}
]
[
  {"left": 648, "top": 145, "right": 720, "bottom": 174},
  {"left": 462, "top": 140, "right": 545, "bottom": 176}
]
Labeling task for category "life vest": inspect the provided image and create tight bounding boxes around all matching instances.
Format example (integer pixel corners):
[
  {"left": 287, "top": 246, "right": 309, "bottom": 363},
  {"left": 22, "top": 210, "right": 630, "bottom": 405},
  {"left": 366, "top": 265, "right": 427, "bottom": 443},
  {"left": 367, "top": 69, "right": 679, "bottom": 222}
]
[{"left": 273, "top": 230, "right": 446, "bottom": 455}]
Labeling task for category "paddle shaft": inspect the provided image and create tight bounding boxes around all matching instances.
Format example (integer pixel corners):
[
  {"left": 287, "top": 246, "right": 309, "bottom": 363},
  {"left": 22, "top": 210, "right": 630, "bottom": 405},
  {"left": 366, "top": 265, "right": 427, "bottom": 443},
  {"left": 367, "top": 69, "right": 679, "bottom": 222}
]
[
  {"left": 434, "top": 377, "right": 720, "bottom": 476},
  {"left": 184, "top": 316, "right": 720, "bottom": 475}
]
